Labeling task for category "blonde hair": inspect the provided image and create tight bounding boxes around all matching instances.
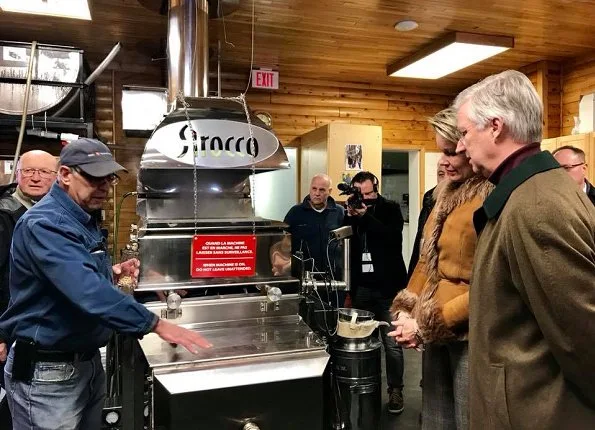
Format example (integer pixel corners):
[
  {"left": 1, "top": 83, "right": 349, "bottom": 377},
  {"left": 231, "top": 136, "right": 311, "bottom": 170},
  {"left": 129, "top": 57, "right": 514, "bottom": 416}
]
[{"left": 428, "top": 107, "right": 460, "bottom": 145}]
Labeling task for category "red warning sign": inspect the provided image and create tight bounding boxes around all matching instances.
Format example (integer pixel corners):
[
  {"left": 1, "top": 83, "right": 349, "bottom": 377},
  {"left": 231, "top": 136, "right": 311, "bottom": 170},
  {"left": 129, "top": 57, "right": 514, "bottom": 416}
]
[{"left": 191, "top": 234, "right": 257, "bottom": 278}]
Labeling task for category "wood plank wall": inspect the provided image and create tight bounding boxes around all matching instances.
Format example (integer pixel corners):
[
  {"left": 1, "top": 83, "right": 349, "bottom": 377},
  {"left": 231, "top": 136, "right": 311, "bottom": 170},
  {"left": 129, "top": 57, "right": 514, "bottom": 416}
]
[
  {"left": 522, "top": 61, "right": 562, "bottom": 139},
  {"left": 221, "top": 74, "right": 454, "bottom": 150},
  {"left": 548, "top": 66, "right": 562, "bottom": 138},
  {"left": 561, "top": 52, "right": 595, "bottom": 136}
]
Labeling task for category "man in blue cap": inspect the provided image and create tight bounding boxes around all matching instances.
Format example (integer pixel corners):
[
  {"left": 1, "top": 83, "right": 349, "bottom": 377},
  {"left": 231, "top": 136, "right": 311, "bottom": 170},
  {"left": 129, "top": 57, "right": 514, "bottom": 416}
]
[{"left": 0, "top": 138, "right": 211, "bottom": 430}]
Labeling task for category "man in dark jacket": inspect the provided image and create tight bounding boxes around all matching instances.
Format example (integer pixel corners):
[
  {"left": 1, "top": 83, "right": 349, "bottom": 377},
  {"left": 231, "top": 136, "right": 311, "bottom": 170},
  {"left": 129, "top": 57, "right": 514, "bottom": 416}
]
[
  {"left": 0, "top": 150, "right": 58, "bottom": 313},
  {"left": 344, "top": 171, "right": 407, "bottom": 414},
  {"left": 0, "top": 150, "right": 57, "bottom": 429},
  {"left": 553, "top": 145, "right": 595, "bottom": 206},
  {"left": 284, "top": 174, "right": 345, "bottom": 278},
  {"left": 407, "top": 157, "right": 446, "bottom": 279}
]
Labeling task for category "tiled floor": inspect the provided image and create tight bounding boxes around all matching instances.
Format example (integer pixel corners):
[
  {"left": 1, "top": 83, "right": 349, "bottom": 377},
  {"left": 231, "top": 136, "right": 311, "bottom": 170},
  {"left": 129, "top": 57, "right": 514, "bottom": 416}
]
[{"left": 380, "top": 348, "right": 423, "bottom": 430}]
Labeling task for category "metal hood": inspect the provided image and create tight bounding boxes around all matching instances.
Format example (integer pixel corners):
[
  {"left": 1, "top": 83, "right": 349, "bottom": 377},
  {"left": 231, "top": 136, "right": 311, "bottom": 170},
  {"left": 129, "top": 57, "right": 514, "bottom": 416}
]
[{"left": 136, "top": 1, "right": 289, "bottom": 220}]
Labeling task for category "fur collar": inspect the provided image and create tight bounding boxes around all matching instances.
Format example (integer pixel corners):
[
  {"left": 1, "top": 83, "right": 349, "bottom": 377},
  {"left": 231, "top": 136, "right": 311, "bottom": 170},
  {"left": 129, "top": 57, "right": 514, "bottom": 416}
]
[{"left": 423, "top": 175, "right": 493, "bottom": 290}]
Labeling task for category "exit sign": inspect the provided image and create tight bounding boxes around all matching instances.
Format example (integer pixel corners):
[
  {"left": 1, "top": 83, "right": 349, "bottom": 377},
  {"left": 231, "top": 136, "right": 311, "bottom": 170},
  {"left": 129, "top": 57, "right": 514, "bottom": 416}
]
[{"left": 251, "top": 69, "right": 279, "bottom": 90}]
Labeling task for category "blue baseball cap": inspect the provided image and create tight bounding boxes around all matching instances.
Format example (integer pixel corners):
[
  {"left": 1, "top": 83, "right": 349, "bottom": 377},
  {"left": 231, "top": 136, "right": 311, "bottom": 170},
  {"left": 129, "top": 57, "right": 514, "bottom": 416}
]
[{"left": 60, "top": 138, "right": 127, "bottom": 177}]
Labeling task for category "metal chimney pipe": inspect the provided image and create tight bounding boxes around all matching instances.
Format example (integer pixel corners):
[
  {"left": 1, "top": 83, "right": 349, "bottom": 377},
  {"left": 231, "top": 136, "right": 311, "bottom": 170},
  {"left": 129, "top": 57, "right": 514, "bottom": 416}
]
[{"left": 167, "top": 0, "right": 209, "bottom": 106}]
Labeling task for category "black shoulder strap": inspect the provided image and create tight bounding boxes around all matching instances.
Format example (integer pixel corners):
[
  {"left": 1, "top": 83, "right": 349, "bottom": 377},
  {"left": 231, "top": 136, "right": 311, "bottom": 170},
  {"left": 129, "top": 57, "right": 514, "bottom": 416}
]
[
  {"left": 0, "top": 201, "right": 25, "bottom": 315},
  {"left": 0, "top": 195, "right": 26, "bottom": 222},
  {"left": 0, "top": 183, "right": 17, "bottom": 199}
]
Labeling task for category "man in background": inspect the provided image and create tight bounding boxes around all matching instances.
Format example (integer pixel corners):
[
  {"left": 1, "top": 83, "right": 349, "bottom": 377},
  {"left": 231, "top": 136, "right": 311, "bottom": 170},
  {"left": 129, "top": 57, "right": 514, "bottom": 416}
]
[
  {"left": 553, "top": 145, "right": 595, "bottom": 205},
  {"left": 0, "top": 150, "right": 57, "bottom": 429},
  {"left": 344, "top": 171, "right": 407, "bottom": 414},
  {"left": 407, "top": 157, "right": 446, "bottom": 278},
  {"left": 455, "top": 70, "right": 595, "bottom": 429},
  {"left": 0, "top": 150, "right": 57, "bottom": 313},
  {"left": 284, "top": 174, "right": 345, "bottom": 278}
]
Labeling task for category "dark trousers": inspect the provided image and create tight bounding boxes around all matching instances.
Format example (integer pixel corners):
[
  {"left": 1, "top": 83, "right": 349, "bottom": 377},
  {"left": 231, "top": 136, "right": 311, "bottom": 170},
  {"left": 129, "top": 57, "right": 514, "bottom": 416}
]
[
  {"left": 0, "top": 358, "right": 12, "bottom": 429},
  {"left": 353, "top": 286, "right": 404, "bottom": 389},
  {"left": 0, "top": 395, "right": 11, "bottom": 430}
]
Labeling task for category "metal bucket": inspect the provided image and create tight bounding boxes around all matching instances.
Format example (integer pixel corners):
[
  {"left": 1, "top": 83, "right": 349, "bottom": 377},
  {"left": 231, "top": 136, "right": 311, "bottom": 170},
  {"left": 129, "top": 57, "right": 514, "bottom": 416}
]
[
  {"left": 328, "top": 338, "right": 382, "bottom": 430},
  {"left": 336, "top": 308, "right": 388, "bottom": 339}
]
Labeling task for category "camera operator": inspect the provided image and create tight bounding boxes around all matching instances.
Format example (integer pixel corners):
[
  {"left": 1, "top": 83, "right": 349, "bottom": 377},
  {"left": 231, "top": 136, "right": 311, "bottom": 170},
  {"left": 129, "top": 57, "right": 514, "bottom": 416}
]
[{"left": 343, "top": 171, "right": 407, "bottom": 415}]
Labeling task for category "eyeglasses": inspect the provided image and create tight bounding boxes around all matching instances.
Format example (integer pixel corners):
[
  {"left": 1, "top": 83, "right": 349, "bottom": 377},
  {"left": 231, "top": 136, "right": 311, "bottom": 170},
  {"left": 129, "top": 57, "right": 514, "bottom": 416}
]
[
  {"left": 561, "top": 162, "right": 585, "bottom": 171},
  {"left": 18, "top": 168, "right": 57, "bottom": 179},
  {"left": 72, "top": 166, "right": 120, "bottom": 186}
]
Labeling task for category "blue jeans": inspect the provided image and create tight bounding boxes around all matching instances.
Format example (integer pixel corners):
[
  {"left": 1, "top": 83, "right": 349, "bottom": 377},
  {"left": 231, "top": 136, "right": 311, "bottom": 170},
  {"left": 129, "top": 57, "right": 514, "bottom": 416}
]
[{"left": 4, "top": 348, "right": 106, "bottom": 430}]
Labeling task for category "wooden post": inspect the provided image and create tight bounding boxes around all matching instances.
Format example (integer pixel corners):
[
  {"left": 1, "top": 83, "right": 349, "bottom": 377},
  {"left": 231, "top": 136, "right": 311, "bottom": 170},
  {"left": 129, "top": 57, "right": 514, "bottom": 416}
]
[{"left": 535, "top": 61, "right": 550, "bottom": 139}]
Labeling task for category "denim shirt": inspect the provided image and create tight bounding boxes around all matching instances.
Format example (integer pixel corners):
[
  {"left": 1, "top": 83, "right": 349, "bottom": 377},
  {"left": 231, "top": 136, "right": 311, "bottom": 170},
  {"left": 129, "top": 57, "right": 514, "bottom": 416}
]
[{"left": 0, "top": 183, "right": 157, "bottom": 351}]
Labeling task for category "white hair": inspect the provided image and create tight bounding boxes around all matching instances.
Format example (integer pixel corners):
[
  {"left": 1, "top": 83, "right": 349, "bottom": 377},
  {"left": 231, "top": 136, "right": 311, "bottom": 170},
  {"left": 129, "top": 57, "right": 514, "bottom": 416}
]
[
  {"left": 311, "top": 173, "right": 332, "bottom": 188},
  {"left": 454, "top": 70, "right": 542, "bottom": 144}
]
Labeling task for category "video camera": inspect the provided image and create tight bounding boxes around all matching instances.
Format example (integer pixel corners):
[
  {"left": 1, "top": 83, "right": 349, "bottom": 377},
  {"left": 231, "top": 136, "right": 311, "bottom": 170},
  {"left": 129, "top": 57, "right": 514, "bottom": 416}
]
[{"left": 337, "top": 183, "right": 364, "bottom": 209}]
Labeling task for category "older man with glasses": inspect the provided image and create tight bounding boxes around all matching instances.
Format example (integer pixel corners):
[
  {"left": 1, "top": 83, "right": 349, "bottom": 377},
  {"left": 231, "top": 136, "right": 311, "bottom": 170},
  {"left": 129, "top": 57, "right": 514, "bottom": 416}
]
[
  {"left": 0, "top": 151, "right": 57, "bottom": 314},
  {"left": 454, "top": 70, "right": 595, "bottom": 430},
  {"left": 0, "top": 150, "right": 57, "bottom": 429},
  {"left": 552, "top": 145, "right": 595, "bottom": 205},
  {"left": 0, "top": 138, "right": 212, "bottom": 430}
]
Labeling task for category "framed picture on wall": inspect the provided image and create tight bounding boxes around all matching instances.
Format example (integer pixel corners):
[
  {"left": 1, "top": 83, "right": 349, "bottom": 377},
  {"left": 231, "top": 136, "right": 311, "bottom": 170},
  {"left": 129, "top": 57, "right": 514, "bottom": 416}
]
[
  {"left": 341, "top": 171, "right": 353, "bottom": 184},
  {"left": 0, "top": 157, "right": 15, "bottom": 185},
  {"left": 345, "top": 144, "right": 362, "bottom": 170}
]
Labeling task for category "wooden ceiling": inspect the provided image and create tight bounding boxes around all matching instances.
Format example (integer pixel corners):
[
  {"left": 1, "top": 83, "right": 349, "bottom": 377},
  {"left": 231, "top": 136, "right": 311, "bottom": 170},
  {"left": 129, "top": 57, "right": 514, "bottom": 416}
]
[{"left": 0, "top": 0, "right": 594, "bottom": 92}]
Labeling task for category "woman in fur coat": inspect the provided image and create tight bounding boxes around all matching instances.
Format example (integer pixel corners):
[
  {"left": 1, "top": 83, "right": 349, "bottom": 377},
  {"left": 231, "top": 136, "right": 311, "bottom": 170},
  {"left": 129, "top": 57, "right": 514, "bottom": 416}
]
[{"left": 389, "top": 107, "right": 493, "bottom": 430}]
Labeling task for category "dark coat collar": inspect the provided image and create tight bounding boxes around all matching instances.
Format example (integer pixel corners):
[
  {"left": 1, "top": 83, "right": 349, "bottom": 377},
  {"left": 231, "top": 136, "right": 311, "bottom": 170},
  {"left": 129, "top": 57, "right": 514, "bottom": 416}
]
[
  {"left": 586, "top": 180, "right": 595, "bottom": 206},
  {"left": 473, "top": 151, "right": 559, "bottom": 233},
  {"left": 300, "top": 195, "right": 341, "bottom": 211}
]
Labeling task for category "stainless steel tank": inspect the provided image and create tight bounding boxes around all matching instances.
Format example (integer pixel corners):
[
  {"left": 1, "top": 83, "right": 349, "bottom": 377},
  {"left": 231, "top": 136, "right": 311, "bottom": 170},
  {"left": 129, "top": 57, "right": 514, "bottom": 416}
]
[
  {"left": 118, "top": 95, "right": 329, "bottom": 429},
  {"left": 112, "top": 2, "right": 330, "bottom": 429}
]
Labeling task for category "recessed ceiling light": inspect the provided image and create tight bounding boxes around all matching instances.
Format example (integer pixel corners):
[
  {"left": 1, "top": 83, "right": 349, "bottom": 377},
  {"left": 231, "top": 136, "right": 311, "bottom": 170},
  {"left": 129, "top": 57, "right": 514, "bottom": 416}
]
[
  {"left": 395, "top": 20, "right": 419, "bottom": 32},
  {"left": 387, "top": 32, "right": 514, "bottom": 79},
  {"left": 0, "top": 0, "right": 91, "bottom": 20}
]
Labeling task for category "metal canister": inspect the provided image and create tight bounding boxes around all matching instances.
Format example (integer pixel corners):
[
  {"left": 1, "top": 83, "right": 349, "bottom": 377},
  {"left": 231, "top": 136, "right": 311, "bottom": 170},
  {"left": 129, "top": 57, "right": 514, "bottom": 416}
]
[{"left": 328, "top": 337, "right": 382, "bottom": 430}]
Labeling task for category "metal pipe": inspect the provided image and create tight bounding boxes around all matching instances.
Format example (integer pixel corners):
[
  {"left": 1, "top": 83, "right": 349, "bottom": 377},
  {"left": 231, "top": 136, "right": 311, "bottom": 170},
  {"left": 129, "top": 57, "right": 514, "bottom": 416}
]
[
  {"left": 302, "top": 277, "right": 348, "bottom": 293},
  {"left": 10, "top": 41, "right": 37, "bottom": 184},
  {"left": 167, "top": 0, "right": 209, "bottom": 106},
  {"left": 137, "top": 277, "right": 299, "bottom": 292},
  {"left": 26, "top": 129, "right": 59, "bottom": 139},
  {"left": 342, "top": 237, "right": 351, "bottom": 291},
  {"left": 217, "top": 39, "right": 222, "bottom": 97},
  {"left": 86, "top": 43, "right": 122, "bottom": 86},
  {"left": 51, "top": 42, "right": 122, "bottom": 118}
]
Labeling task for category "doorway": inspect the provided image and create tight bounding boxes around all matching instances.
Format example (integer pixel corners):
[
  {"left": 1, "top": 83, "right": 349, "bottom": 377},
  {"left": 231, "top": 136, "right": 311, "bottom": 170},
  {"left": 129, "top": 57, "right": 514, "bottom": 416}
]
[{"left": 381, "top": 149, "right": 421, "bottom": 267}]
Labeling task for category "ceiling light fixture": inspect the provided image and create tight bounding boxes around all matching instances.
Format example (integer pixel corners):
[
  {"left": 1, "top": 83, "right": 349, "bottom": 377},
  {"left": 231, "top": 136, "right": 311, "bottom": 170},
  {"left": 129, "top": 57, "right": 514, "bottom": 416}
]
[
  {"left": 0, "top": 0, "right": 91, "bottom": 20},
  {"left": 394, "top": 20, "right": 418, "bottom": 32},
  {"left": 387, "top": 32, "right": 513, "bottom": 79}
]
